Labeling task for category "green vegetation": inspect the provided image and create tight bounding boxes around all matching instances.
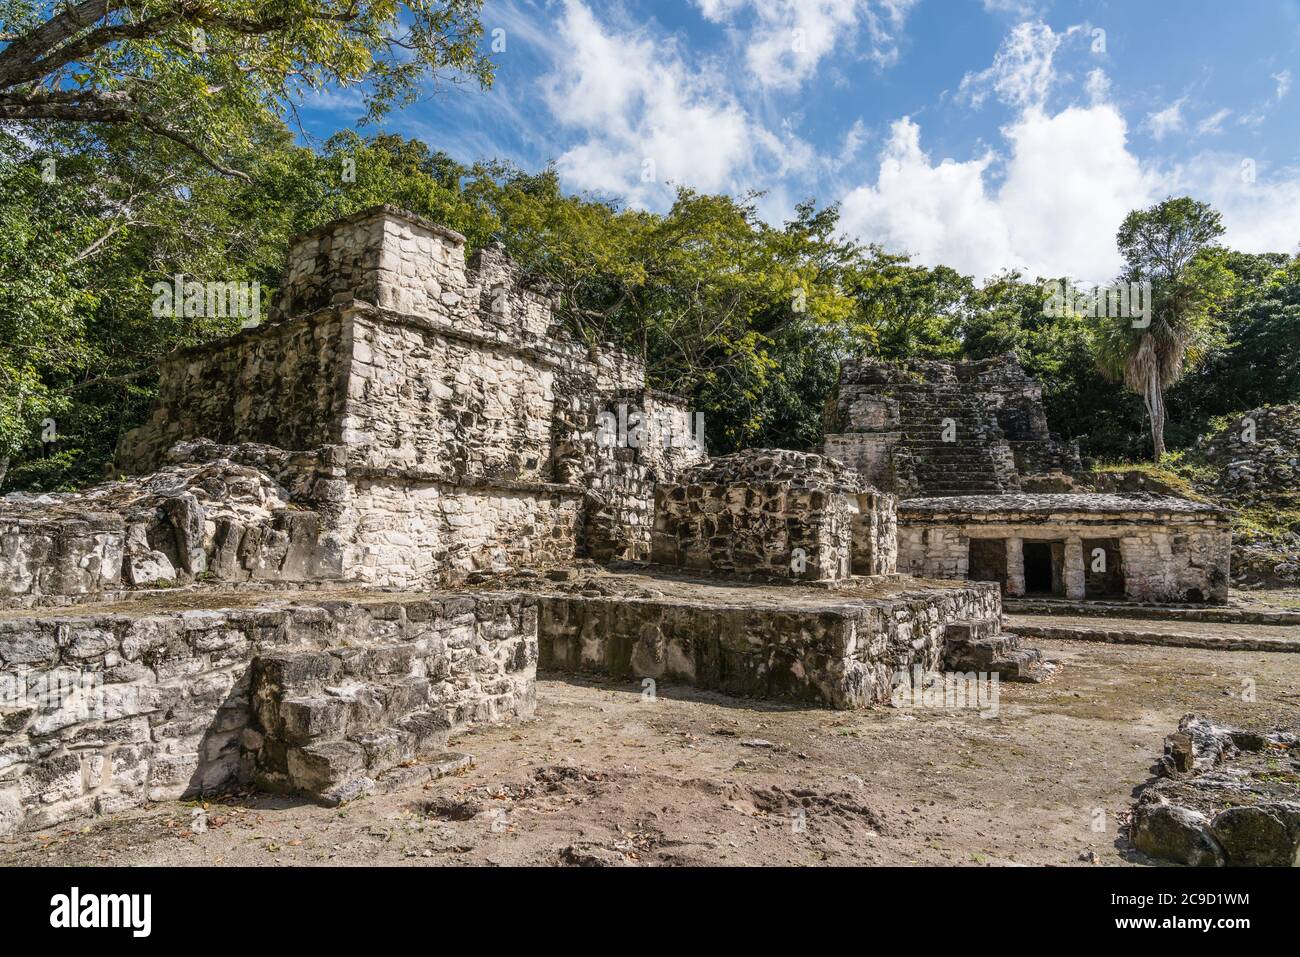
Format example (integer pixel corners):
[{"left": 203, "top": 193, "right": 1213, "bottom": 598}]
[{"left": 1, "top": 2, "right": 1298, "bottom": 493}]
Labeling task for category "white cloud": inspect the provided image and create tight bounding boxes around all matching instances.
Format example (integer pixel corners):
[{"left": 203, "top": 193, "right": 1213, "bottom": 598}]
[
  {"left": 981, "top": 0, "right": 1041, "bottom": 16},
  {"left": 1273, "top": 69, "right": 1292, "bottom": 101},
  {"left": 1195, "top": 108, "right": 1231, "bottom": 137},
  {"left": 1145, "top": 97, "right": 1186, "bottom": 141},
  {"left": 840, "top": 117, "right": 1017, "bottom": 278},
  {"left": 957, "top": 21, "right": 1080, "bottom": 109},
  {"left": 693, "top": 0, "right": 917, "bottom": 90},
  {"left": 1084, "top": 68, "right": 1111, "bottom": 104},
  {"left": 840, "top": 105, "right": 1156, "bottom": 283},
  {"left": 542, "top": 0, "right": 790, "bottom": 205},
  {"left": 1163, "top": 155, "right": 1300, "bottom": 257}
]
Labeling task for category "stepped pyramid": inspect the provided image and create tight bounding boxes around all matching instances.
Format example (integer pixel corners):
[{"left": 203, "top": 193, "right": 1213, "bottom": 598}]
[{"left": 823, "top": 354, "right": 1078, "bottom": 498}]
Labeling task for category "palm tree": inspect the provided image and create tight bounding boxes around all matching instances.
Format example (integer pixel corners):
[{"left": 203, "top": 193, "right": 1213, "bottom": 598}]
[{"left": 1095, "top": 198, "right": 1232, "bottom": 461}]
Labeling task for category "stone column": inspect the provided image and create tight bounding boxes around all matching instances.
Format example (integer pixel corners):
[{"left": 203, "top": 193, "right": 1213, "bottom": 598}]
[
  {"left": 1005, "top": 536, "right": 1025, "bottom": 596},
  {"left": 1064, "top": 537, "right": 1086, "bottom": 600}
]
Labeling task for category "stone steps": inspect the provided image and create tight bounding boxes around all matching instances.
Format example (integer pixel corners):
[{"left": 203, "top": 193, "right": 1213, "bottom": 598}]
[
  {"left": 942, "top": 620, "right": 1058, "bottom": 683},
  {"left": 248, "top": 647, "right": 464, "bottom": 805}
]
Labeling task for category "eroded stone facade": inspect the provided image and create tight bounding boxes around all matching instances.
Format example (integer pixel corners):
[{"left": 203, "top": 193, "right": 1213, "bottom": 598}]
[
  {"left": 823, "top": 355, "right": 1079, "bottom": 497},
  {"left": 0, "top": 592, "right": 535, "bottom": 833},
  {"left": 109, "top": 205, "right": 706, "bottom": 589},
  {"left": 650, "top": 450, "right": 897, "bottom": 581}
]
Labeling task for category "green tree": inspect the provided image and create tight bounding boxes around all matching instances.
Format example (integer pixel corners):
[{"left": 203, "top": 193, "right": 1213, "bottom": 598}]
[
  {"left": 1095, "top": 197, "right": 1234, "bottom": 461},
  {"left": 0, "top": 0, "right": 493, "bottom": 177}
]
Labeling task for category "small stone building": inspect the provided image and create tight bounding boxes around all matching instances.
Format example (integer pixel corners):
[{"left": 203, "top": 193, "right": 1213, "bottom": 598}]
[
  {"left": 650, "top": 450, "right": 897, "bottom": 581},
  {"left": 897, "top": 493, "right": 1233, "bottom": 603}
]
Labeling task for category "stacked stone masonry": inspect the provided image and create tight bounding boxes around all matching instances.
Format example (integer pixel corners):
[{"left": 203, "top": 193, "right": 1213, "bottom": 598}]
[
  {"left": 108, "top": 205, "right": 706, "bottom": 587},
  {"left": 651, "top": 450, "right": 897, "bottom": 582},
  {"left": 538, "top": 576, "right": 1001, "bottom": 709},
  {"left": 0, "top": 592, "right": 535, "bottom": 835},
  {"left": 823, "top": 355, "right": 1079, "bottom": 497}
]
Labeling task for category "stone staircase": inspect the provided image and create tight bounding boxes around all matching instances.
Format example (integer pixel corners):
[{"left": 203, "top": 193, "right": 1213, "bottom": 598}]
[
  {"left": 942, "top": 619, "right": 1056, "bottom": 683},
  {"left": 246, "top": 647, "right": 475, "bottom": 805},
  {"left": 889, "top": 383, "right": 1020, "bottom": 497}
]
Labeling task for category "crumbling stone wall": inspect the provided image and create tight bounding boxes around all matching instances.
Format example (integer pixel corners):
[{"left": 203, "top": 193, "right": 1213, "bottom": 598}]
[
  {"left": 0, "top": 443, "right": 340, "bottom": 604},
  {"left": 0, "top": 593, "right": 535, "bottom": 835},
  {"left": 651, "top": 450, "right": 895, "bottom": 581},
  {"left": 898, "top": 493, "right": 1233, "bottom": 603},
  {"left": 538, "top": 579, "right": 1001, "bottom": 709},
  {"left": 824, "top": 355, "right": 1078, "bottom": 497},
  {"left": 116, "top": 311, "right": 348, "bottom": 475}
]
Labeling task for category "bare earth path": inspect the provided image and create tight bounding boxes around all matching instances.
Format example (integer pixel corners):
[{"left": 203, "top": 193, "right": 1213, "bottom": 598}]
[
  {"left": 1006, "top": 613, "right": 1300, "bottom": 653},
  {"left": 2, "top": 639, "right": 1297, "bottom": 867}
]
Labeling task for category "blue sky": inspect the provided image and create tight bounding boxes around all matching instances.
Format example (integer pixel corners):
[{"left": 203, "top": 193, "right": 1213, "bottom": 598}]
[{"left": 299, "top": 0, "right": 1300, "bottom": 283}]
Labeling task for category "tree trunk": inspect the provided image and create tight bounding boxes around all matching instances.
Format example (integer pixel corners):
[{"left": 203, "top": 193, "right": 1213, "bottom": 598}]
[
  {"left": 1144, "top": 368, "right": 1166, "bottom": 462},
  {"left": 0, "top": 456, "right": 8, "bottom": 490}
]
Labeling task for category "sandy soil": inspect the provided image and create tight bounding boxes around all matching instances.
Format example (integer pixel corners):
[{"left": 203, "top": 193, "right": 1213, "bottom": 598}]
[{"left": 3, "top": 637, "right": 1297, "bottom": 867}]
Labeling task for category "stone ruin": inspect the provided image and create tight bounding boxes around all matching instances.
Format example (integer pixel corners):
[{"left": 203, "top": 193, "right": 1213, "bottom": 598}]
[
  {"left": 824, "top": 354, "right": 1234, "bottom": 604},
  {"left": 823, "top": 354, "right": 1079, "bottom": 497},
  {"left": 1131, "top": 715, "right": 1300, "bottom": 866},
  {"left": 0, "top": 206, "right": 1052, "bottom": 836},
  {"left": 650, "top": 449, "right": 896, "bottom": 581},
  {"left": 898, "top": 493, "right": 1232, "bottom": 603}
]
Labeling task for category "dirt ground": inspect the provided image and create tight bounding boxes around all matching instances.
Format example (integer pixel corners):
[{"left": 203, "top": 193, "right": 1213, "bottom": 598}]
[{"left": 3, "top": 637, "right": 1298, "bottom": 867}]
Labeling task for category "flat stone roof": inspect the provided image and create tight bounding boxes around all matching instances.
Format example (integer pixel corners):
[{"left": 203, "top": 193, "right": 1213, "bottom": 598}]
[{"left": 899, "top": 492, "right": 1229, "bottom": 519}]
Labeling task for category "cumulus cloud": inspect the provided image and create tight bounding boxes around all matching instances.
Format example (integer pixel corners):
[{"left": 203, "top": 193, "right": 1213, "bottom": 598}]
[
  {"left": 694, "top": 0, "right": 917, "bottom": 89},
  {"left": 840, "top": 105, "right": 1158, "bottom": 283},
  {"left": 838, "top": 103, "right": 1299, "bottom": 283},
  {"left": 543, "top": 0, "right": 790, "bottom": 204}
]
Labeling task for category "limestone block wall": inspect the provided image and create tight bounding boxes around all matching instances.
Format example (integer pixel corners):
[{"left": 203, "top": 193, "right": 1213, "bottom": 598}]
[
  {"left": 0, "top": 514, "right": 124, "bottom": 602},
  {"left": 337, "top": 478, "right": 583, "bottom": 586},
  {"left": 108, "top": 206, "right": 686, "bottom": 586},
  {"left": 538, "top": 581, "right": 1002, "bottom": 709},
  {"left": 117, "top": 310, "right": 348, "bottom": 475},
  {"left": 651, "top": 450, "right": 892, "bottom": 582},
  {"left": 898, "top": 494, "right": 1233, "bottom": 603},
  {"left": 0, "top": 593, "right": 536, "bottom": 835},
  {"left": 585, "top": 389, "right": 707, "bottom": 562},
  {"left": 343, "top": 310, "right": 564, "bottom": 483}
]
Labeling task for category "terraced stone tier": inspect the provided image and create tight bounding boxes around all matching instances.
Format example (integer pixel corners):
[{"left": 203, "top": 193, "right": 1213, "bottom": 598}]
[
  {"left": 529, "top": 568, "right": 1005, "bottom": 709},
  {"left": 0, "top": 590, "right": 536, "bottom": 835}
]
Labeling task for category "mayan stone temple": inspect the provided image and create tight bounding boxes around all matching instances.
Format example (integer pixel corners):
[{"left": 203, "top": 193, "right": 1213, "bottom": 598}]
[{"left": 0, "top": 206, "right": 1234, "bottom": 839}]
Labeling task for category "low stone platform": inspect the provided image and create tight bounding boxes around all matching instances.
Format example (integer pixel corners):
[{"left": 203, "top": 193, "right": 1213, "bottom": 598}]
[
  {"left": 0, "top": 590, "right": 536, "bottom": 835},
  {"left": 521, "top": 567, "right": 1007, "bottom": 708}
]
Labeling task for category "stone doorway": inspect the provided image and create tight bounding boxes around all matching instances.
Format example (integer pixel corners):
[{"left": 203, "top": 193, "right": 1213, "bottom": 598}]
[
  {"left": 1023, "top": 541, "right": 1064, "bottom": 596},
  {"left": 967, "top": 538, "right": 1008, "bottom": 594},
  {"left": 1083, "top": 538, "right": 1125, "bottom": 598}
]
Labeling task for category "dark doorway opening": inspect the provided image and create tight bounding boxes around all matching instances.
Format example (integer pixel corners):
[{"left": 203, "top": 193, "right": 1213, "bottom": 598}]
[
  {"left": 968, "top": 538, "right": 1008, "bottom": 594},
  {"left": 1083, "top": 538, "right": 1125, "bottom": 598},
  {"left": 1023, "top": 541, "right": 1063, "bottom": 596}
]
